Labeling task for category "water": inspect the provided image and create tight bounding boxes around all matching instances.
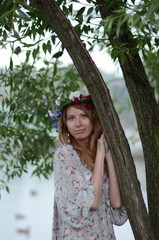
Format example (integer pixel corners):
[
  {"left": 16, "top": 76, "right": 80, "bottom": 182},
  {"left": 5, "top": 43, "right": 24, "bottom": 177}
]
[
  {"left": 0, "top": 174, "right": 54, "bottom": 240},
  {"left": 0, "top": 157, "right": 146, "bottom": 240}
]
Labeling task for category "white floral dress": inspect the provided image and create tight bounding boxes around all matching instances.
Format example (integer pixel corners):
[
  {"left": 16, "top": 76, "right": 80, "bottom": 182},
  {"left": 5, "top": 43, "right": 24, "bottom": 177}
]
[{"left": 52, "top": 144, "right": 127, "bottom": 240}]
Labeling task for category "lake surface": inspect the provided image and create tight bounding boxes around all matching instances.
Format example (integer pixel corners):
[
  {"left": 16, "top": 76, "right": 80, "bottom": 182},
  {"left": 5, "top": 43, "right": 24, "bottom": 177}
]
[{"left": 0, "top": 153, "right": 146, "bottom": 240}]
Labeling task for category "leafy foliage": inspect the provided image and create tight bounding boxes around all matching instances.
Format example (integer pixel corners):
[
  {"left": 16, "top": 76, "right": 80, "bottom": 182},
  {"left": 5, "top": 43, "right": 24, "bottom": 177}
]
[
  {"left": 1, "top": 0, "right": 159, "bottom": 62},
  {"left": 144, "top": 50, "right": 159, "bottom": 101},
  {"left": 0, "top": 56, "right": 84, "bottom": 190},
  {"left": 98, "top": 0, "right": 159, "bottom": 61}
]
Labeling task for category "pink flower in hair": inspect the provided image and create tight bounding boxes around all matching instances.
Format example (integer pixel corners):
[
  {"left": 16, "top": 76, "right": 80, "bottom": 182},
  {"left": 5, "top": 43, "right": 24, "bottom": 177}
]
[
  {"left": 85, "top": 95, "right": 92, "bottom": 100},
  {"left": 85, "top": 103, "right": 91, "bottom": 110},
  {"left": 74, "top": 97, "right": 80, "bottom": 103}
]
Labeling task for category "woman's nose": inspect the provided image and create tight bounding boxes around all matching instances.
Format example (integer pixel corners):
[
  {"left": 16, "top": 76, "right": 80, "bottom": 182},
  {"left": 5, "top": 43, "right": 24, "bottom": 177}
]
[{"left": 75, "top": 118, "right": 82, "bottom": 127}]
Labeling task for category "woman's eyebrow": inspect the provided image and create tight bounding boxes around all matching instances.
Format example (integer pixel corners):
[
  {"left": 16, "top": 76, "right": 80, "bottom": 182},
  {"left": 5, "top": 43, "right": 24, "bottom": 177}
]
[
  {"left": 67, "top": 112, "right": 85, "bottom": 117},
  {"left": 67, "top": 114, "right": 75, "bottom": 117}
]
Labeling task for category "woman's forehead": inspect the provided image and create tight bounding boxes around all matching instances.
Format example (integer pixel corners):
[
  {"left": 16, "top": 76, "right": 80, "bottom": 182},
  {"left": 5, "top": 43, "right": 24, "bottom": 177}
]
[{"left": 66, "top": 105, "right": 85, "bottom": 115}]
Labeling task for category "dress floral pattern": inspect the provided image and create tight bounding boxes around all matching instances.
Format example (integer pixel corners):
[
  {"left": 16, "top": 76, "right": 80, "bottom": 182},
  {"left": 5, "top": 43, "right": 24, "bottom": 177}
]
[{"left": 52, "top": 144, "right": 128, "bottom": 240}]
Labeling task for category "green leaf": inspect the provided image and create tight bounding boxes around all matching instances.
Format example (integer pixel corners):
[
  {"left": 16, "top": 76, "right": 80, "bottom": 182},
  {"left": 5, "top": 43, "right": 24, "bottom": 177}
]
[
  {"left": 120, "top": 52, "right": 126, "bottom": 64},
  {"left": 32, "top": 46, "right": 40, "bottom": 59},
  {"left": 9, "top": 57, "right": 13, "bottom": 70},
  {"left": 0, "top": 9, "right": 13, "bottom": 21},
  {"left": 76, "top": 7, "right": 85, "bottom": 17},
  {"left": 47, "top": 40, "right": 52, "bottom": 54},
  {"left": 87, "top": 7, "right": 94, "bottom": 16},
  {"left": 25, "top": 50, "right": 31, "bottom": 62},
  {"left": 53, "top": 51, "right": 63, "bottom": 58},
  {"left": 6, "top": 185, "right": 10, "bottom": 193},
  {"left": 74, "top": 24, "right": 81, "bottom": 35},
  {"left": 51, "top": 35, "right": 56, "bottom": 44},
  {"left": 155, "top": 38, "right": 159, "bottom": 47},
  {"left": 42, "top": 43, "right": 47, "bottom": 54},
  {"left": 111, "top": 48, "right": 118, "bottom": 61},
  {"left": 16, "top": 9, "right": 30, "bottom": 20}
]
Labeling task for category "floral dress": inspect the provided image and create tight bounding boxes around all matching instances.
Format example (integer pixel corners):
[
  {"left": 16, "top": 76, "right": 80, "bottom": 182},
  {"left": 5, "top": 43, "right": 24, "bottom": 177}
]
[{"left": 52, "top": 144, "right": 127, "bottom": 240}]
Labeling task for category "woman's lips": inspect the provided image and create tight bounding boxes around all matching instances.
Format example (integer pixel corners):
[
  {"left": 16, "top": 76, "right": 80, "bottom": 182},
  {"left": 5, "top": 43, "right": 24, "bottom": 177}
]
[{"left": 75, "top": 130, "right": 85, "bottom": 134}]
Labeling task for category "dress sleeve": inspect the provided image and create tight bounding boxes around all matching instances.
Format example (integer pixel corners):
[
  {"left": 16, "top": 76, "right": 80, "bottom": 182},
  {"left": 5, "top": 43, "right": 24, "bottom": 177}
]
[
  {"left": 54, "top": 145, "right": 95, "bottom": 229},
  {"left": 106, "top": 177, "right": 128, "bottom": 226},
  {"left": 110, "top": 206, "right": 128, "bottom": 226}
]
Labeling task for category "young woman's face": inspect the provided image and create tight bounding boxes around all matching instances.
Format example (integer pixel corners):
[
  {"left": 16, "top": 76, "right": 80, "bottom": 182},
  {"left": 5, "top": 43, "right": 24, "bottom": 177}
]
[{"left": 66, "top": 106, "right": 93, "bottom": 144}]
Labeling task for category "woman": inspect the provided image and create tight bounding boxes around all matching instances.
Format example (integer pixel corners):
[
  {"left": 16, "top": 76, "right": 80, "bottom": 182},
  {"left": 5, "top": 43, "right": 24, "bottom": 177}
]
[{"left": 49, "top": 91, "right": 127, "bottom": 240}]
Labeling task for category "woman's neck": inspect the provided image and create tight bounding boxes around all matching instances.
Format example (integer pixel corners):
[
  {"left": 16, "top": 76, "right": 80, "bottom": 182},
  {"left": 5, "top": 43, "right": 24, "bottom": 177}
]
[{"left": 77, "top": 140, "right": 90, "bottom": 149}]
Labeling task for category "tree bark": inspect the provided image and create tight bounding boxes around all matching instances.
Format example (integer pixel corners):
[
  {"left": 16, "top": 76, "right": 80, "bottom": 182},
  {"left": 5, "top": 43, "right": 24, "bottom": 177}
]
[
  {"left": 96, "top": 0, "right": 159, "bottom": 238},
  {"left": 30, "top": 0, "right": 155, "bottom": 239}
]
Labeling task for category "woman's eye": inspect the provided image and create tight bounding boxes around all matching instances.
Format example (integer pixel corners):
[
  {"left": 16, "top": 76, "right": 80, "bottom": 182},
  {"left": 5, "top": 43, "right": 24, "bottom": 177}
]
[
  {"left": 67, "top": 116, "right": 74, "bottom": 121},
  {"left": 81, "top": 114, "right": 87, "bottom": 118}
]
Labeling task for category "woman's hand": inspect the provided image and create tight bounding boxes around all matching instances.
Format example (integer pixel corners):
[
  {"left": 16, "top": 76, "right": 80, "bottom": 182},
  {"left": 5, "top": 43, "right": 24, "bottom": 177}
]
[
  {"left": 104, "top": 137, "right": 110, "bottom": 154},
  {"left": 97, "top": 133, "right": 106, "bottom": 156},
  {"left": 97, "top": 133, "right": 109, "bottom": 156}
]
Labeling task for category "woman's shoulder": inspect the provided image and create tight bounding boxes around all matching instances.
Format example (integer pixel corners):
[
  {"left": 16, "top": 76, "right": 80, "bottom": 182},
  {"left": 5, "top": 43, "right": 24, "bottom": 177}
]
[
  {"left": 57, "top": 143, "right": 73, "bottom": 151},
  {"left": 55, "top": 144, "right": 73, "bottom": 155},
  {"left": 54, "top": 144, "right": 78, "bottom": 166}
]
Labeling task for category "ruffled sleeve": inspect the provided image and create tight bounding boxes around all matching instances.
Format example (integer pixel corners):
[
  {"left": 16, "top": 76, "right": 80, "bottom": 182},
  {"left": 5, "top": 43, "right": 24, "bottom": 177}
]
[
  {"left": 110, "top": 206, "right": 128, "bottom": 226},
  {"left": 54, "top": 144, "right": 95, "bottom": 229},
  {"left": 105, "top": 178, "right": 128, "bottom": 226}
]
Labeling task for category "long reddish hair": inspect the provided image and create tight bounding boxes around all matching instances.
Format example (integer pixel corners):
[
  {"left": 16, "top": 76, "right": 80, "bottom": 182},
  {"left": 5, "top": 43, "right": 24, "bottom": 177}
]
[{"left": 58, "top": 102, "right": 102, "bottom": 171}]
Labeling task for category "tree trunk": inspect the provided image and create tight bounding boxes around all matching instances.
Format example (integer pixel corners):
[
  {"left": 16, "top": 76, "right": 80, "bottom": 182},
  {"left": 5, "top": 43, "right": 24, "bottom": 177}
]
[
  {"left": 30, "top": 0, "right": 155, "bottom": 239},
  {"left": 96, "top": 0, "right": 159, "bottom": 238}
]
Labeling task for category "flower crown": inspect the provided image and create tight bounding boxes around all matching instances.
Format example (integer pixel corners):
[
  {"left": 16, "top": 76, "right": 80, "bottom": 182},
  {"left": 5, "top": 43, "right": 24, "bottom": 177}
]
[{"left": 48, "top": 91, "right": 92, "bottom": 131}]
